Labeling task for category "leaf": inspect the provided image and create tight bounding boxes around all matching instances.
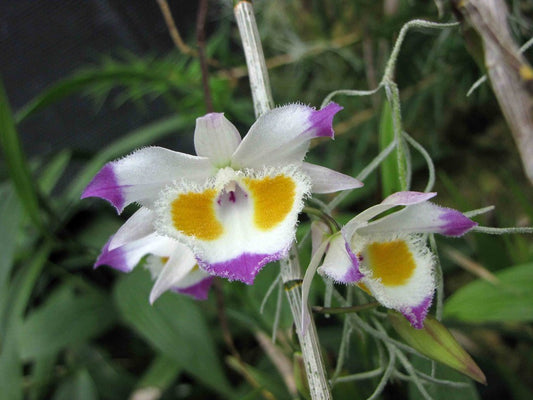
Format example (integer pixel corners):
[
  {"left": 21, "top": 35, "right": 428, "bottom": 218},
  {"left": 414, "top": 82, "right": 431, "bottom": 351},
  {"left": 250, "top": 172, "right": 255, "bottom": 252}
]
[
  {"left": 136, "top": 354, "right": 182, "bottom": 391},
  {"left": 0, "top": 77, "right": 44, "bottom": 231},
  {"left": 52, "top": 369, "right": 98, "bottom": 400},
  {"left": 388, "top": 311, "right": 486, "bottom": 384},
  {"left": 38, "top": 150, "right": 72, "bottom": 195},
  {"left": 18, "top": 286, "right": 117, "bottom": 360},
  {"left": 444, "top": 262, "right": 533, "bottom": 323},
  {"left": 72, "top": 346, "right": 134, "bottom": 400},
  {"left": 28, "top": 355, "right": 56, "bottom": 400},
  {"left": 0, "top": 242, "right": 52, "bottom": 400},
  {"left": 113, "top": 268, "right": 233, "bottom": 397},
  {"left": 0, "top": 183, "right": 22, "bottom": 308}
]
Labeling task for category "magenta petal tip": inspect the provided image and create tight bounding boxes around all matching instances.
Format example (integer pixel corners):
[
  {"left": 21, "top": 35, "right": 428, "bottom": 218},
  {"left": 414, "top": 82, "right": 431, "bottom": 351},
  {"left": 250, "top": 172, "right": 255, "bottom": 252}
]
[
  {"left": 440, "top": 209, "right": 478, "bottom": 237},
  {"left": 94, "top": 237, "right": 130, "bottom": 273},
  {"left": 81, "top": 164, "right": 125, "bottom": 213},
  {"left": 309, "top": 102, "right": 343, "bottom": 139},
  {"left": 175, "top": 277, "right": 214, "bottom": 300},
  {"left": 200, "top": 251, "right": 285, "bottom": 285},
  {"left": 344, "top": 242, "right": 364, "bottom": 282},
  {"left": 401, "top": 296, "right": 433, "bottom": 329}
]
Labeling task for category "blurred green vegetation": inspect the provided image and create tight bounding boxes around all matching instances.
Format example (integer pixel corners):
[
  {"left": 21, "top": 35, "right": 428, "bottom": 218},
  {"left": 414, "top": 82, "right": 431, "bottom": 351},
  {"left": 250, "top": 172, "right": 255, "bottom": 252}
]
[{"left": 1, "top": 0, "right": 533, "bottom": 399}]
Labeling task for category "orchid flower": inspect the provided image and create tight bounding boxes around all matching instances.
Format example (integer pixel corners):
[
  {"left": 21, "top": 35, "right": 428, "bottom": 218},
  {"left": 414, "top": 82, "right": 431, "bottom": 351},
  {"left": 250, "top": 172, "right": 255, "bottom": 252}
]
[
  {"left": 316, "top": 191, "right": 477, "bottom": 328},
  {"left": 83, "top": 103, "right": 362, "bottom": 284},
  {"left": 94, "top": 207, "right": 213, "bottom": 303}
]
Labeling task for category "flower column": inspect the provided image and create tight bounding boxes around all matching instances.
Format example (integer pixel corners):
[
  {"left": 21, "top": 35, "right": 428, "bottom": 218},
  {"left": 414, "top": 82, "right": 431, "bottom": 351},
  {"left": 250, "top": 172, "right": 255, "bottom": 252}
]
[{"left": 234, "top": 1, "right": 332, "bottom": 399}]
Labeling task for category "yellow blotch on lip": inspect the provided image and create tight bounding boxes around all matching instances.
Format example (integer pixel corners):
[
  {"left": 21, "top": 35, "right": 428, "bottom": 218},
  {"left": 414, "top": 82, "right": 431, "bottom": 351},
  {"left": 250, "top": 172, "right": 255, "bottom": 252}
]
[
  {"left": 171, "top": 190, "right": 224, "bottom": 241},
  {"left": 244, "top": 175, "right": 296, "bottom": 231},
  {"left": 365, "top": 240, "right": 415, "bottom": 286}
]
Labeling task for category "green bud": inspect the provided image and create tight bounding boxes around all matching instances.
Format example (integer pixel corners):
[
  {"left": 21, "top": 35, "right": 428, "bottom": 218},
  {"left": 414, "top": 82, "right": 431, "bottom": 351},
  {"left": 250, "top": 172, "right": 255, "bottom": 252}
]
[{"left": 388, "top": 311, "right": 486, "bottom": 384}]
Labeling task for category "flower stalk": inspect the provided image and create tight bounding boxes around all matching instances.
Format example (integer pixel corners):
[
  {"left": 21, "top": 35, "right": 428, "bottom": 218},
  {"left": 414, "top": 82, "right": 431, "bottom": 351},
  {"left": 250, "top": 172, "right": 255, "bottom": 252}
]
[{"left": 234, "top": 1, "right": 332, "bottom": 398}]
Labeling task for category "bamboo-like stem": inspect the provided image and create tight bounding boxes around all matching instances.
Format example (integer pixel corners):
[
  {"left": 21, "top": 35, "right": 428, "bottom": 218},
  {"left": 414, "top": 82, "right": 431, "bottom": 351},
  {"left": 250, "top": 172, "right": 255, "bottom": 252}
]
[
  {"left": 234, "top": 2, "right": 332, "bottom": 398},
  {"left": 234, "top": 1, "right": 274, "bottom": 116}
]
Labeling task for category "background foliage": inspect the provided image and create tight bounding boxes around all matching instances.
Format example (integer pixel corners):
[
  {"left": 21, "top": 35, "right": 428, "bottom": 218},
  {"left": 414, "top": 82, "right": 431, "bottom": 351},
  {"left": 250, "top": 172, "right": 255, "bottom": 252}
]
[{"left": 1, "top": 0, "right": 533, "bottom": 399}]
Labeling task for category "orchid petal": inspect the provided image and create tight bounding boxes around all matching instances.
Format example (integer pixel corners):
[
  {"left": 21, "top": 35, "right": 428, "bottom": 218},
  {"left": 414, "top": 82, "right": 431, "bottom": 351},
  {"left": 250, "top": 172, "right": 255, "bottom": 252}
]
[
  {"left": 359, "top": 202, "right": 477, "bottom": 237},
  {"left": 156, "top": 165, "right": 311, "bottom": 284},
  {"left": 231, "top": 103, "right": 342, "bottom": 169},
  {"left": 174, "top": 276, "right": 214, "bottom": 300},
  {"left": 148, "top": 244, "right": 199, "bottom": 304},
  {"left": 194, "top": 113, "right": 242, "bottom": 167},
  {"left": 95, "top": 232, "right": 175, "bottom": 273},
  {"left": 81, "top": 147, "right": 213, "bottom": 213},
  {"left": 318, "top": 234, "right": 362, "bottom": 283},
  {"left": 107, "top": 207, "right": 155, "bottom": 250},
  {"left": 358, "top": 235, "right": 435, "bottom": 329},
  {"left": 343, "top": 191, "right": 437, "bottom": 239},
  {"left": 381, "top": 191, "right": 437, "bottom": 206},
  {"left": 311, "top": 220, "right": 330, "bottom": 257},
  {"left": 302, "top": 162, "right": 363, "bottom": 193}
]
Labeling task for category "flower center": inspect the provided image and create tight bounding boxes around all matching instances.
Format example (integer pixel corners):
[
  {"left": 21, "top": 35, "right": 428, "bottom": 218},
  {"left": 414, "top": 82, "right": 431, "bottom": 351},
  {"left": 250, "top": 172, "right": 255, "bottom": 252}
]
[{"left": 363, "top": 240, "right": 416, "bottom": 286}]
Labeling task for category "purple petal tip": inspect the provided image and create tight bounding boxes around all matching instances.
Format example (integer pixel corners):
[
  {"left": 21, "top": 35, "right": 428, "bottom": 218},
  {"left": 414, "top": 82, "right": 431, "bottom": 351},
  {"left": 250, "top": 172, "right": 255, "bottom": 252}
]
[
  {"left": 402, "top": 296, "right": 432, "bottom": 329},
  {"left": 94, "top": 237, "right": 130, "bottom": 273},
  {"left": 175, "top": 277, "right": 214, "bottom": 300},
  {"left": 81, "top": 164, "right": 125, "bottom": 213},
  {"left": 344, "top": 242, "right": 364, "bottom": 282},
  {"left": 440, "top": 209, "right": 478, "bottom": 237},
  {"left": 309, "top": 102, "right": 343, "bottom": 139},
  {"left": 200, "top": 250, "right": 285, "bottom": 285}
]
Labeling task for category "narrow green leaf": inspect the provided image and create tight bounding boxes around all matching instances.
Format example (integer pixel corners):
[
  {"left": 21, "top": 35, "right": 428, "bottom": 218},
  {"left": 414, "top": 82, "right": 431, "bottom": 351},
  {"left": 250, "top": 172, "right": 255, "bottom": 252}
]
[
  {"left": 113, "top": 268, "right": 233, "bottom": 397},
  {"left": 388, "top": 311, "right": 486, "bottom": 384},
  {"left": 18, "top": 286, "right": 117, "bottom": 360},
  {"left": 53, "top": 369, "right": 98, "bottom": 400},
  {"left": 38, "top": 150, "right": 72, "bottom": 195},
  {"left": 72, "top": 346, "right": 134, "bottom": 400},
  {"left": 379, "top": 100, "right": 401, "bottom": 197},
  {"left": 28, "top": 355, "right": 56, "bottom": 400},
  {"left": 15, "top": 62, "right": 192, "bottom": 124},
  {"left": 444, "top": 262, "right": 533, "bottom": 323},
  {"left": 0, "top": 184, "right": 22, "bottom": 307},
  {"left": 0, "top": 242, "right": 52, "bottom": 400},
  {"left": 136, "top": 354, "right": 182, "bottom": 391},
  {"left": 0, "top": 77, "right": 44, "bottom": 231},
  {"left": 68, "top": 114, "right": 194, "bottom": 203}
]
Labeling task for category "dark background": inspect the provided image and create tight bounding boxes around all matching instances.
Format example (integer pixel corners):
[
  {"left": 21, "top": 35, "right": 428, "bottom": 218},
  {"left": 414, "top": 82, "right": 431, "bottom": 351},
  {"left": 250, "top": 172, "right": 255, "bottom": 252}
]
[{"left": 1, "top": 0, "right": 201, "bottom": 157}]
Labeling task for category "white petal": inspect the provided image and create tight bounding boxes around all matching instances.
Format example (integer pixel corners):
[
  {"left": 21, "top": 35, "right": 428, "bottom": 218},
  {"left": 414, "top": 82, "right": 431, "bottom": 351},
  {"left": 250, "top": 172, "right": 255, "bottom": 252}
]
[
  {"left": 194, "top": 113, "right": 241, "bottom": 167},
  {"left": 231, "top": 103, "right": 342, "bottom": 169},
  {"left": 343, "top": 191, "right": 438, "bottom": 239},
  {"left": 311, "top": 220, "right": 330, "bottom": 257},
  {"left": 381, "top": 191, "right": 436, "bottom": 206},
  {"left": 108, "top": 207, "right": 155, "bottom": 250},
  {"left": 302, "top": 162, "right": 363, "bottom": 193},
  {"left": 96, "top": 232, "right": 175, "bottom": 273},
  {"left": 359, "top": 202, "right": 476, "bottom": 237},
  {"left": 318, "top": 234, "right": 362, "bottom": 284},
  {"left": 149, "top": 243, "right": 198, "bottom": 304},
  {"left": 82, "top": 147, "right": 213, "bottom": 213}
]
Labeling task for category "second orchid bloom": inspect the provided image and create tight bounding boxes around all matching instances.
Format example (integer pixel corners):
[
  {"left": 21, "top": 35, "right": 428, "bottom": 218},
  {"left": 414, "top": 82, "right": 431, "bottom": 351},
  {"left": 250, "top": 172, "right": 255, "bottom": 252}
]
[
  {"left": 316, "top": 191, "right": 477, "bottom": 329},
  {"left": 83, "top": 103, "right": 362, "bottom": 295}
]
